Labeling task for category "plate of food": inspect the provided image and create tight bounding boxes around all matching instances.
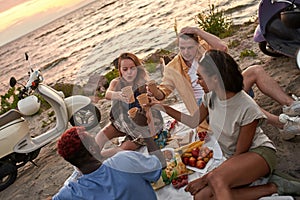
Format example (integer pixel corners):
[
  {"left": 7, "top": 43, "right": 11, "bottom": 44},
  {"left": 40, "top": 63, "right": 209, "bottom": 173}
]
[
  {"left": 180, "top": 144, "right": 214, "bottom": 173},
  {"left": 152, "top": 148, "right": 190, "bottom": 190},
  {"left": 177, "top": 135, "right": 223, "bottom": 174},
  {"left": 194, "top": 130, "right": 223, "bottom": 160}
]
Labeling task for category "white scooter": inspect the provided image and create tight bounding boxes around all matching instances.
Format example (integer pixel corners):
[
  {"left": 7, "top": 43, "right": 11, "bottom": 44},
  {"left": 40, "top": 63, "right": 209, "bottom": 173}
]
[
  {"left": 0, "top": 54, "right": 101, "bottom": 191},
  {"left": 297, "top": 48, "right": 300, "bottom": 69}
]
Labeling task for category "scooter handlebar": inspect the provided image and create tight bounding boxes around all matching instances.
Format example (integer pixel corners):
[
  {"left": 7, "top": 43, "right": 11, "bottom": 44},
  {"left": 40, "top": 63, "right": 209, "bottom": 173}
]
[{"left": 18, "top": 87, "right": 28, "bottom": 100}]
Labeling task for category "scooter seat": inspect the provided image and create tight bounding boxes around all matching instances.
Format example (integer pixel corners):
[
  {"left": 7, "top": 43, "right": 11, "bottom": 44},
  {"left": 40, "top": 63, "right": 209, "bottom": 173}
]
[{"left": 0, "top": 109, "right": 22, "bottom": 128}]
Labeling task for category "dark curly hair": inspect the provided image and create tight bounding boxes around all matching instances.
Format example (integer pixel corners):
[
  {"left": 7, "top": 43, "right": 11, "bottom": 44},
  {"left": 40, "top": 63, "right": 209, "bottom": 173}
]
[{"left": 57, "top": 126, "right": 95, "bottom": 167}]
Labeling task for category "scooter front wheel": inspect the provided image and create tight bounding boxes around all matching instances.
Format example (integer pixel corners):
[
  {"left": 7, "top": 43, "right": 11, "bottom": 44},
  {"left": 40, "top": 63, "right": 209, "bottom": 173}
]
[
  {"left": 0, "top": 162, "right": 17, "bottom": 191},
  {"left": 259, "top": 41, "right": 283, "bottom": 57},
  {"left": 70, "top": 104, "right": 101, "bottom": 130}
]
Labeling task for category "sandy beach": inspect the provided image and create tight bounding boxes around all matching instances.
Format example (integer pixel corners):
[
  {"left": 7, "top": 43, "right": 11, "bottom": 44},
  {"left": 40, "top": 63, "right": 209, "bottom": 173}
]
[{"left": 0, "top": 20, "right": 299, "bottom": 200}]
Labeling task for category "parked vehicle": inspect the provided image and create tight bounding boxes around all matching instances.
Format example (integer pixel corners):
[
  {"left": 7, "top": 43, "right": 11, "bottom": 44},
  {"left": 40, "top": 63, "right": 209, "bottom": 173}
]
[
  {"left": 253, "top": 0, "right": 300, "bottom": 58},
  {"left": 297, "top": 49, "right": 300, "bottom": 69},
  {"left": 0, "top": 54, "right": 101, "bottom": 191}
]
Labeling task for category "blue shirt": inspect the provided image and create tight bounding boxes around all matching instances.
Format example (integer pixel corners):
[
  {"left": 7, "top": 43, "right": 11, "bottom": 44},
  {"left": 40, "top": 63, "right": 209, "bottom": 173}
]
[{"left": 53, "top": 151, "right": 161, "bottom": 200}]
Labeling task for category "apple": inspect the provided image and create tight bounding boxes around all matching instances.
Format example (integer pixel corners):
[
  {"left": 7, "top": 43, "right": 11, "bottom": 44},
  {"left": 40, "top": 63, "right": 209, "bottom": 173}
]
[
  {"left": 208, "top": 151, "right": 214, "bottom": 158},
  {"left": 188, "top": 157, "right": 196, "bottom": 167},
  {"left": 182, "top": 157, "right": 190, "bottom": 165},
  {"left": 200, "top": 150, "right": 208, "bottom": 158},
  {"left": 203, "top": 157, "right": 209, "bottom": 163},
  {"left": 197, "top": 156, "right": 203, "bottom": 160},
  {"left": 196, "top": 160, "right": 206, "bottom": 169},
  {"left": 191, "top": 148, "right": 199, "bottom": 158}
]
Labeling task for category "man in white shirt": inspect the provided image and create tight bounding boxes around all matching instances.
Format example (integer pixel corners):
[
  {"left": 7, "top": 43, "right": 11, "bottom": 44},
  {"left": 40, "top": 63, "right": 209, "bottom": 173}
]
[{"left": 148, "top": 26, "right": 300, "bottom": 134}]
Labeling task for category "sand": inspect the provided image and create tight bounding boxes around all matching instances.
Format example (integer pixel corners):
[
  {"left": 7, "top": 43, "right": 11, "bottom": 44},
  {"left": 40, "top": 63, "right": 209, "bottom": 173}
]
[{"left": 0, "top": 21, "right": 299, "bottom": 200}]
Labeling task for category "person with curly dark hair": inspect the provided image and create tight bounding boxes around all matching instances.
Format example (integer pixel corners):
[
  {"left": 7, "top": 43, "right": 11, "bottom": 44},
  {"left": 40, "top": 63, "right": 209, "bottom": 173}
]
[
  {"left": 50, "top": 126, "right": 165, "bottom": 200},
  {"left": 148, "top": 50, "right": 300, "bottom": 199}
]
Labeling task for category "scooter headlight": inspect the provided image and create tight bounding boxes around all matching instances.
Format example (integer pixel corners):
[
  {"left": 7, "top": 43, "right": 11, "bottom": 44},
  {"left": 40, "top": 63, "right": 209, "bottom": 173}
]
[{"left": 18, "top": 95, "right": 41, "bottom": 116}]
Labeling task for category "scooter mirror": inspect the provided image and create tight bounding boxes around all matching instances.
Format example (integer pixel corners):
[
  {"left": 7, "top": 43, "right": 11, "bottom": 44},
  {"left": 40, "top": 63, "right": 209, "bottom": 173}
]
[
  {"left": 9, "top": 77, "right": 17, "bottom": 87},
  {"left": 297, "top": 49, "right": 300, "bottom": 70},
  {"left": 25, "top": 52, "right": 29, "bottom": 61}
]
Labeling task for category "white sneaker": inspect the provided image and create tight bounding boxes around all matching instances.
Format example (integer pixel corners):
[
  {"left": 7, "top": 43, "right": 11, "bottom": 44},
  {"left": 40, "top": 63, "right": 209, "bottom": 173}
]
[
  {"left": 279, "top": 114, "right": 300, "bottom": 135},
  {"left": 282, "top": 94, "right": 300, "bottom": 116}
]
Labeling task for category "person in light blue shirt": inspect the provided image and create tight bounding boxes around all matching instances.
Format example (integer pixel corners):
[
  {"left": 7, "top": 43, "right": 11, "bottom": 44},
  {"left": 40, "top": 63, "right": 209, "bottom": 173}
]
[{"left": 50, "top": 126, "right": 165, "bottom": 200}]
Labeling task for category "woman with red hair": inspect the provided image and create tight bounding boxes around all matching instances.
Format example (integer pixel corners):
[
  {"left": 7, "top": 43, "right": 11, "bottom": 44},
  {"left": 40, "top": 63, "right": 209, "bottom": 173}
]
[{"left": 95, "top": 52, "right": 163, "bottom": 158}]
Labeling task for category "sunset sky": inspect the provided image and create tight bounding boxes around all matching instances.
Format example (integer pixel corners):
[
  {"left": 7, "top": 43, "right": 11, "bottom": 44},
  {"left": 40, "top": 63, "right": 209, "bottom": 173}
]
[{"left": 0, "top": 0, "right": 95, "bottom": 46}]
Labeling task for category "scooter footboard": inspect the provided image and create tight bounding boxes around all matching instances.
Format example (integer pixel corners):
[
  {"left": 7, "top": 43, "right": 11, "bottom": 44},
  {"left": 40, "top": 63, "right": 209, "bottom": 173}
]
[{"left": 0, "top": 118, "right": 29, "bottom": 157}]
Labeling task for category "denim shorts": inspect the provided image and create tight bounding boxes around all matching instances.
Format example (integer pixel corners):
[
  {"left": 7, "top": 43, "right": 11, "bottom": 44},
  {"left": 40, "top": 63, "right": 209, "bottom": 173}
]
[
  {"left": 197, "top": 97, "right": 203, "bottom": 106},
  {"left": 250, "top": 146, "right": 277, "bottom": 175}
]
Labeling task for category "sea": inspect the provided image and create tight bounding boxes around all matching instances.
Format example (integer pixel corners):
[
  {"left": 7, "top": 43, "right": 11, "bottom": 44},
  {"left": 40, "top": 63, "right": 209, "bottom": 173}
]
[{"left": 0, "top": 0, "right": 259, "bottom": 96}]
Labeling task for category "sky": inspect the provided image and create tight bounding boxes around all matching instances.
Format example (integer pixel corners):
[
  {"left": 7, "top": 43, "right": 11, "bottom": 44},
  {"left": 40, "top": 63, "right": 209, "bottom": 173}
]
[{"left": 0, "top": 0, "right": 95, "bottom": 46}]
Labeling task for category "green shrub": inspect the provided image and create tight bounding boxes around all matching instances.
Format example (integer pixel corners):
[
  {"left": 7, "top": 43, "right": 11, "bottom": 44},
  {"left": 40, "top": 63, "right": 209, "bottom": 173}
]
[
  {"left": 41, "top": 119, "right": 53, "bottom": 128},
  {"left": 104, "top": 68, "right": 119, "bottom": 85},
  {"left": 195, "top": 4, "right": 233, "bottom": 38},
  {"left": 240, "top": 49, "right": 257, "bottom": 58},
  {"left": 95, "top": 91, "right": 106, "bottom": 98},
  {"left": 0, "top": 84, "right": 68, "bottom": 115},
  {"left": 145, "top": 62, "right": 157, "bottom": 73},
  {"left": 0, "top": 87, "right": 19, "bottom": 115},
  {"left": 52, "top": 83, "right": 82, "bottom": 97},
  {"left": 228, "top": 39, "right": 240, "bottom": 48},
  {"left": 48, "top": 110, "right": 55, "bottom": 117},
  {"left": 36, "top": 94, "right": 51, "bottom": 112}
]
